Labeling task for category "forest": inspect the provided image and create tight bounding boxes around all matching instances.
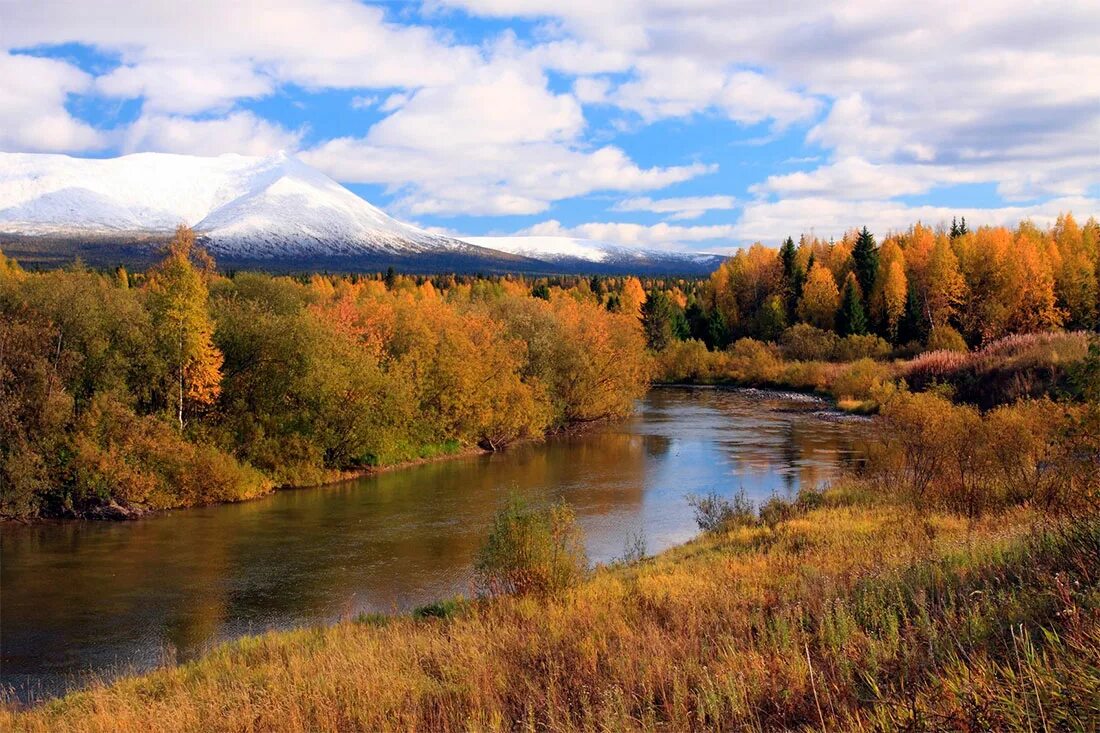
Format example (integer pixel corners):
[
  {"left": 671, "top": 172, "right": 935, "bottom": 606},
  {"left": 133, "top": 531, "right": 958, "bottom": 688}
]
[
  {"left": 2, "top": 214, "right": 1098, "bottom": 520},
  {"left": 0, "top": 228, "right": 650, "bottom": 519}
]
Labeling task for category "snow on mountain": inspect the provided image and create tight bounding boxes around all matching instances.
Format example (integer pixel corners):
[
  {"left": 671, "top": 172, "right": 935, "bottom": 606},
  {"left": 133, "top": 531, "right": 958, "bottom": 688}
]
[
  {"left": 0, "top": 152, "right": 726, "bottom": 274},
  {"left": 462, "top": 235, "right": 726, "bottom": 271},
  {"left": 0, "top": 151, "right": 473, "bottom": 258}
]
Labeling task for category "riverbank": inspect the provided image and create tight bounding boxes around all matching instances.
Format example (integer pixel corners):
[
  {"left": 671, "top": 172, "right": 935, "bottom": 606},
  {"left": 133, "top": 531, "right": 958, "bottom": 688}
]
[
  {"left": 6, "top": 485, "right": 1096, "bottom": 731},
  {"left": 1, "top": 416, "right": 639, "bottom": 525}
]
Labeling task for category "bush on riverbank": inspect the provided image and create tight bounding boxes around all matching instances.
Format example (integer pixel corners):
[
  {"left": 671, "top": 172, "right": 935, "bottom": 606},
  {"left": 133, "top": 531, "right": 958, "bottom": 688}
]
[
  {"left": 655, "top": 329, "right": 1098, "bottom": 412},
  {"left": 475, "top": 496, "right": 589, "bottom": 596}
]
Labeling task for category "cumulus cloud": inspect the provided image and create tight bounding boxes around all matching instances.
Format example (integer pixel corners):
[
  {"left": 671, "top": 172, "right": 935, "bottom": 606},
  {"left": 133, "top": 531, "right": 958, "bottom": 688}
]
[
  {"left": 443, "top": 0, "right": 1100, "bottom": 219},
  {"left": 95, "top": 61, "right": 273, "bottom": 115},
  {"left": 519, "top": 219, "right": 736, "bottom": 249},
  {"left": 302, "top": 63, "right": 713, "bottom": 215},
  {"left": 614, "top": 195, "right": 738, "bottom": 220},
  {"left": 121, "top": 112, "right": 303, "bottom": 157},
  {"left": 4, "top": 0, "right": 479, "bottom": 98},
  {"left": 733, "top": 195, "right": 1100, "bottom": 244},
  {"left": 3, "top": 0, "right": 1098, "bottom": 242},
  {"left": 0, "top": 53, "right": 106, "bottom": 152}
]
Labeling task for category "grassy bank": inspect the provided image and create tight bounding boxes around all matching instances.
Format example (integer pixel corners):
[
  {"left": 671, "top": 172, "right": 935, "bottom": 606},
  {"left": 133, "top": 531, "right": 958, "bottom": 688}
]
[{"left": 5, "top": 488, "right": 1097, "bottom": 731}]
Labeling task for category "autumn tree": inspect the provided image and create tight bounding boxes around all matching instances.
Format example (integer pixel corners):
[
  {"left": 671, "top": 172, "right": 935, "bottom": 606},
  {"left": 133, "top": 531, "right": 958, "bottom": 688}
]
[
  {"left": 145, "top": 226, "right": 223, "bottom": 431},
  {"left": 881, "top": 259, "right": 908, "bottom": 341},
  {"left": 619, "top": 276, "right": 647, "bottom": 320},
  {"left": 1053, "top": 213, "right": 1098, "bottom": 329},
  {"left": 797, "top": 263, "right": 840, "bottom": 330},
  {"left": 924, "top": 235, "right": 966, "bottom": 332}
]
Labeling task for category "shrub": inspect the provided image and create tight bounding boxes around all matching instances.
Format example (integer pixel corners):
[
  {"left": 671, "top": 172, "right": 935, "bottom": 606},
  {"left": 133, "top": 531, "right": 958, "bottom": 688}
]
[
  {"left": 834, "top": 333, "right": 891, "bottom": 361},
  {"left": 780, "top": 324, "right": 839, "bottom": 361},
  {"left": 758, "top": 495, "right": 796, "bottom": 528},
  {"left": 726, "top": 338, "right": 783, "bottom": 383},
  {"left": 475, "top": 496, "right": 588, "bottom": 596},
  {"left": 870, "top": 389, "right": 1098, "bottom": 520},
  {"left": 412, "top": 598, "right": 466, "bottom": 620},
  {"left": 926, "top": 325, "right": 968, "bottom": 353},
  {"left": 831, "top": 358, "right": 894, "bottom": 401},
  {"left": 687, "top": 489, "right": 755, "bottom": 533},
  {"left": 656, "top": 339, "right": 719, "bottom": 383}
]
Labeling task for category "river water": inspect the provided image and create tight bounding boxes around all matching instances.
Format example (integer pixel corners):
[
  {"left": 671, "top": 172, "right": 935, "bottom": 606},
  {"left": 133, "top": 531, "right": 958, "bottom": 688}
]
[{"left": 1, "top": 387, "right": 865, "bottom": 702}]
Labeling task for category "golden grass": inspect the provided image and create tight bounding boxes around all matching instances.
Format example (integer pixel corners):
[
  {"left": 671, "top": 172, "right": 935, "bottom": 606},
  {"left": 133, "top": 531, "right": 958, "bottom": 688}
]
[{"left": 5, "top": 497, "right": 1096, "bottom": 732}]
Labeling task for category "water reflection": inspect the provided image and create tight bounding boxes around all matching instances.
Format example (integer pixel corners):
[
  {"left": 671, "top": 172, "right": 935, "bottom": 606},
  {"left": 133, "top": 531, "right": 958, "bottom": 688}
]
[{"left": 1, "top": 387, "right": 863, "bottom": 702}]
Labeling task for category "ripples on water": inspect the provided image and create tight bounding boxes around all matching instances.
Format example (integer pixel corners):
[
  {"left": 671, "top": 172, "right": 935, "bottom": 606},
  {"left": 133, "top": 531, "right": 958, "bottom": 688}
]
[{"left": 1, "top": 387, "right": 865, "bottom": 702}]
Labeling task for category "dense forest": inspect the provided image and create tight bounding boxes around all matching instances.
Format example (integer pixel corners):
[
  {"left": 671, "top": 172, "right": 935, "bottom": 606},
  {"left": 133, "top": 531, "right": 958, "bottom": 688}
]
[
  {"left": 0, "top": 228, "right": 649, "bottom": 519},
  {"left": 3, "top": 214, "right": 1098, "bottom": 520}
]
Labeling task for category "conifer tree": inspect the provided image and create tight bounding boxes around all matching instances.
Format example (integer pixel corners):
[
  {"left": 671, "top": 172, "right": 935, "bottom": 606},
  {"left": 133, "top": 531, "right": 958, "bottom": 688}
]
[
  {"left": 640, "top": 290, "right": 675, "bottom": 351},
  {"left": 852, "top": 226, "right": 878, "bottom": 310},
  {"left": 837, "top": 273, "right": 868, "bottom": 336}
]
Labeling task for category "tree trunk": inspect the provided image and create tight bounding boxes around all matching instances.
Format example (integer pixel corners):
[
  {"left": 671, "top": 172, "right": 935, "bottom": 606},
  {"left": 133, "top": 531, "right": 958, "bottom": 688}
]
[{"left": 178, "top": 323, "right": 184, "bottom": 432}]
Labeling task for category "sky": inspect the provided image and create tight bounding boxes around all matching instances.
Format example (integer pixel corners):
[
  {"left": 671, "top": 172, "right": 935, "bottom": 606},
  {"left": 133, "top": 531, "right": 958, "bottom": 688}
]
[{"left": 1, "top": 0, "right": 1098, "bottom": 253}]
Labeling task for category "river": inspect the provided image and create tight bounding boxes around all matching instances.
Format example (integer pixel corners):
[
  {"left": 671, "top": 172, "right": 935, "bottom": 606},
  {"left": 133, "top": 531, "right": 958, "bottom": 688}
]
[{"left": 1, "top": 388, "right": 865, "bottom": 702}]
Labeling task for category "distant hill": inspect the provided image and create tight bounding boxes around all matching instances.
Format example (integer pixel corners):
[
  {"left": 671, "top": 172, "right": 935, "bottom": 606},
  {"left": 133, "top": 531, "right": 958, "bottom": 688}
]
[{"left": 0, "top": 152, "right": 724, "bottom": 275}]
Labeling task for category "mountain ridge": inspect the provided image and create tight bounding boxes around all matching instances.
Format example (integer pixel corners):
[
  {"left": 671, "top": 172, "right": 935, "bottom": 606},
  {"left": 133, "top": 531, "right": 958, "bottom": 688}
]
[{"left": 0, "top": 152, "right": 724, "bottom": 275}]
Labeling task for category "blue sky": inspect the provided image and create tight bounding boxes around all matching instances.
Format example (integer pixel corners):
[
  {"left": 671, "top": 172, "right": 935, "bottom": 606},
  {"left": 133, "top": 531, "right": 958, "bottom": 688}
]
[{"left": 2, "top": 1, "right": 1098, "bottom": 252}]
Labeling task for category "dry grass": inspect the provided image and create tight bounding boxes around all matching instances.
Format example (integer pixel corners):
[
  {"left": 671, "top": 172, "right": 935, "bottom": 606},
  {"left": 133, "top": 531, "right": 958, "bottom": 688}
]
[{"left": 5, "top": 491, "right": 1097, "bottom": 732}]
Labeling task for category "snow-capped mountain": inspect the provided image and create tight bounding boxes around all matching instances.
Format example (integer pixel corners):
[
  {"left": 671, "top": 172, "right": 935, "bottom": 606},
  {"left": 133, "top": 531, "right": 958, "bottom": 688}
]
[
  {"left": 0, "top": 152, "right": 725, "bottom": 274},
  {"left": 462, "top": 235, "right": 726, "bottom": 275},
  {"left": 0, "top": 151, "right": 501, "bottom": 263}
]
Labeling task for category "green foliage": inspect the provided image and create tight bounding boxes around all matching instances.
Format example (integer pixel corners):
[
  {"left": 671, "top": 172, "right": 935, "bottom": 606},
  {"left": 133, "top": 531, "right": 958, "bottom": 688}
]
[
  {"left": 852, "top": 225, "right": 878, "bottom": 309},
  {"left": 837, "top": 273, "right": 868, "bottom": 336},
  {"left": 926, "top": 324, "right": 968, "bottom": 352},
  {"left": 640, "top": 289, "right": 676, "bottom": 351},
  {"left": 412, "top": 598, "right": 467, "bottom": 620},
  {"left": 687, "top": 489, "right": 755, "bottom": 533},
  {"left": 475, "top": 496, "right": 589, "bottom": 596}
]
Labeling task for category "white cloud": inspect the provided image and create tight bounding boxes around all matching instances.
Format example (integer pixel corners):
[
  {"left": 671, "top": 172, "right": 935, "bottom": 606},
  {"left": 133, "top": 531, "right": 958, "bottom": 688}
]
[
  {"left": 4, "top": 0, "right": 479, "bottom": 98},
  {"left": 0, "top": 53, "right": 106, "bottom": 152},
  {"left": 95, "top": 61, "right": 273, "bottom": 114},
  {"left": 350, "top": 95, "right": 378, "bottom": 109},
  {"left": 443, "top": 0, "right": 1100, "bottom": 209},
  {"left": 302, "top": 63, "right": 713, "bottom": 215},
  {"left": 733, "top": 195, "right": 1100, "bottom": 244},
  {"left": 614, "top": 195, "right": 738, "bottom": 220},
  {"left": 520, "top": 219, "right": 736, "bottom": 249},
  {"left": 121, "top": 112, "right": 302, "bottom": 157}
]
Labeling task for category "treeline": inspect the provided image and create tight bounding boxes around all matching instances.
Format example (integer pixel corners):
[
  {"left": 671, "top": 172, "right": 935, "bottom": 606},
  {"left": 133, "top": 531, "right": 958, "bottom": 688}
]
[
  {"left": 637, "top": 214, "right": 1099, "bottom": 354},
  {"left": 0, "top": 229, "right": 649, "bottom": 519}
]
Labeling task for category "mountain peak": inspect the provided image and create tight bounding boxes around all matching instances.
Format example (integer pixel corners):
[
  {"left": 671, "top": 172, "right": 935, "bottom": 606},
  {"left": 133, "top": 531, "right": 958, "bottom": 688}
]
[{"left": 0, "top": 151, "right": 723, "bottom": 275}]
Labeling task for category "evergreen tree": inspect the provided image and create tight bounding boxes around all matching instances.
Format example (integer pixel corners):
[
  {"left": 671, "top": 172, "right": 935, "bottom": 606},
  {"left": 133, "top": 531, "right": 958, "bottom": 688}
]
[
  {"left": 751, "top": 294, "right": 788, "bottom": 341},
  {"left": 778, "top": 236, "right": 804, "bottom": 321},
  {"left": 384, "top": 266, "right": 397, "bottom": 290},
  {"left": 837, "top": 273, "right": 868, "bottom": 336},
  {"left": 852, "top": 226, "right": 878, "bottom": 310},
  {"left": 897, "top": 283, "right": 927, "bottom": 344},
  {"left": 684, "top": 301, "right": 709, "bottom": 343},
  {"left": 531, "top": 283, "right": 551, "bottom": 300},
  {"left": 707, "top": 307, "right": 731, "bottom": 349},
  {"left": 640, "top": 290, "right": 675, "bottom": 351}
]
